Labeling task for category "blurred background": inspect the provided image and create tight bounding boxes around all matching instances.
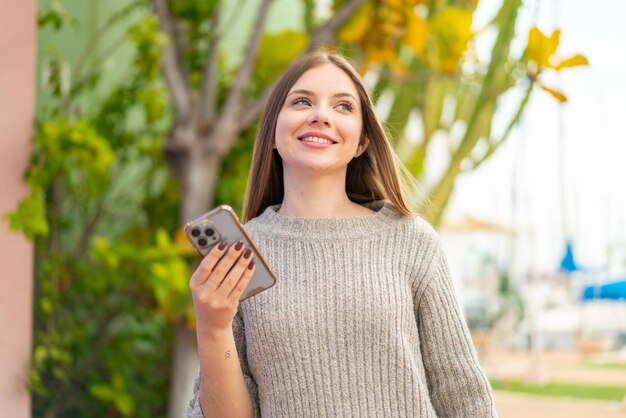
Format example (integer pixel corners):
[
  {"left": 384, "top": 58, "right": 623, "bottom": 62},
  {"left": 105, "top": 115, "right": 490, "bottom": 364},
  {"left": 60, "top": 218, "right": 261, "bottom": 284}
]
[{"left": 1, "top": 0, "right": 624, "bottom": 417}]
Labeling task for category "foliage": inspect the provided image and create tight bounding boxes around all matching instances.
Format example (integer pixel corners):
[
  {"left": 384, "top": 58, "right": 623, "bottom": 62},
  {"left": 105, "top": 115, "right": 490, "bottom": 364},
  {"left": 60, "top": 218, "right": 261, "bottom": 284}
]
[
  {"left": 38, "top": 0, "right": 78, "bottom": 30},
  {"left": 253, "top": 30, "right": 309, "bottom": 88},
  {"left": 168, "top": 0, "right": 220, "bottom": 88},
  {"left": 5, "top": 2, "right": 193, "bottom": 416}
]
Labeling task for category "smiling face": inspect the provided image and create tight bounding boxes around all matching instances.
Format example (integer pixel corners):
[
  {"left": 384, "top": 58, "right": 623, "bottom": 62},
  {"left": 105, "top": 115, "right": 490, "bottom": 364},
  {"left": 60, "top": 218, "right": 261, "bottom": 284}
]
[{"left": 274, "top": 63, "right": 368, "bottom": 176}]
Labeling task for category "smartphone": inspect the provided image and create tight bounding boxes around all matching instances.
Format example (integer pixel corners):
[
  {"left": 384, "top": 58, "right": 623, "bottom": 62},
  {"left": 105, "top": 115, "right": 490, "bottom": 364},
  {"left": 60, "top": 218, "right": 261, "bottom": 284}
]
[{"left": 184, "top": 205, "right": 276, "bottom": 301}]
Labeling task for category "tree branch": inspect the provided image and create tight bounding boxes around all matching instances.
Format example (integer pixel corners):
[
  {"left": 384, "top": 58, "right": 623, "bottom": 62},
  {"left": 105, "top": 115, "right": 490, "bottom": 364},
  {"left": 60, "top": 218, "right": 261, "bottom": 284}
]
[
  {"left": 217, "top": 0, "right": 272, "bottom": 136},
  {"left": 240, "top": 83, "right": 274, "bottom": 128},
  {"left": 72, "top": 1, "right": 141, "bottom": 86},
  {"left": 239, "top": 0, "right": 366, "bottom": 131},
  {"left": 218, "top": 0, "right": 247, "bottom": 44},
  {"left": 201, "top": 6, "right": 221, "bottom": 125},
  {"left": 172, "top": 15, "right": 190, "bottom": 87},
  {"left": 151, "top": 0, "right": 190, "bottom": 118},
  {"left": 305, "top": 0, "right": 365, "bottom": 51}
]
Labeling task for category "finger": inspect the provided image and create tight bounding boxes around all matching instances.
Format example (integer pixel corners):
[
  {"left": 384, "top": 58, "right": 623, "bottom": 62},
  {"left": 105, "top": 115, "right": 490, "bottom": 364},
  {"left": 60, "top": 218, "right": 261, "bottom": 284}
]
[
  {"left": 217, "top": 247, "right": 254, "bottom": 297},
  {"left": 208, "top": 240, "right": 245, "bottom": 287},
  {"left": 228, "top": 259, "right": 255, "bottom": 301},
  {"left": 189, "top": 239, "right": 228, "bottom": 288}
]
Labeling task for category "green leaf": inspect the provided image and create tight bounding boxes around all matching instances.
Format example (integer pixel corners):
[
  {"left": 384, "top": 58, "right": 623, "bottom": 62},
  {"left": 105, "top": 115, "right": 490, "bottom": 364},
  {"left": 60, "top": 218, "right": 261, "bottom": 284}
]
[
  {"left": 90, "top": 374, "right": 136, "bottom": 416},
  {"left": 115, "top": 393, "right": 136, "bottom": 417},
  {"left": 38, "top": 0, "right": 78, "bottom": 30},
  {"left": 90, "top": 383, "right": 115, "bottom": 401},
  {"left": 4, "top": 187, "right": 49, "bottom": 240}
]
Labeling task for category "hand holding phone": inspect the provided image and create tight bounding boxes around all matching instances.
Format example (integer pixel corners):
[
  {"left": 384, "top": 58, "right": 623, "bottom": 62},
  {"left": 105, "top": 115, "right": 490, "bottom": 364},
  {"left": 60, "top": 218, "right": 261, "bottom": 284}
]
[
  {"left": 184, "top": 205, "right": 276, "bottom": 302},
  {"left": 188, "top": 240, "right": 257, "bottom": 331}
]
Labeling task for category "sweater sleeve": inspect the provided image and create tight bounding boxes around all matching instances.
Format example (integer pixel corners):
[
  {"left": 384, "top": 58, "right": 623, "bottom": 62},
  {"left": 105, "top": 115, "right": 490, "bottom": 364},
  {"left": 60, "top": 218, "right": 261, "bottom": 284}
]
[
  {"left": 415, "top": 243, "right": 498, "bottom": 418},
  {"left": 186, "top": 308, "right": 261, "bottom": 418}
]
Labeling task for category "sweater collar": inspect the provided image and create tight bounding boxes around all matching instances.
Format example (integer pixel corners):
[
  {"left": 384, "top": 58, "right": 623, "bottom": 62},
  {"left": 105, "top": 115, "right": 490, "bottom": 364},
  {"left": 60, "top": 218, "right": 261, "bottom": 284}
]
[{"left": 249, "top": 200, "right": 405, "bottom": 240}]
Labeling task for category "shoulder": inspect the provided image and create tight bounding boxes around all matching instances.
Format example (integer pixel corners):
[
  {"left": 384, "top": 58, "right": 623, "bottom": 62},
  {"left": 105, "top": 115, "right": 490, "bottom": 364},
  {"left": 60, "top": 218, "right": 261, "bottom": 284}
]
[
  {"left": 244, "top": 205, "right": 289, "bottom": 247},
  {"left": 355, "top": 201, "right": 442, "bottom": 253},
  {"left": 389, "top": 210, "right": 442, "bottom": 253},
  {"left": 244, "top": 215, "right": 262, "bottom": 231},
  {"left": 388, "top": 211, "right": 449, "bottom": 293},
  {"left": 244, "top": 205, "right": 276, "bottom": 232},
  {"left": 411, "top": 215, "right": 441, "bottom": 248}
]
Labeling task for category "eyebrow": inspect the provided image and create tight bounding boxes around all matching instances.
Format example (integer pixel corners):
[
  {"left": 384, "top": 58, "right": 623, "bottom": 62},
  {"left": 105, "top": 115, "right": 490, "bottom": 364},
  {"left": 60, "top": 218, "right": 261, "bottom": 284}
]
[{"left": 287, "top": 89, "right": 358, "bottom": 103}]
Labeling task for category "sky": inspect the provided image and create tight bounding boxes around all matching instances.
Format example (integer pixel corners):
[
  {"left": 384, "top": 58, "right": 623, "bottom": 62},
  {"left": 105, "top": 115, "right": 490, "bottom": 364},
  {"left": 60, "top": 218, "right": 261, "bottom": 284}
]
[{"left": 444, "top": 0, "right": 626, "bottom": 281}]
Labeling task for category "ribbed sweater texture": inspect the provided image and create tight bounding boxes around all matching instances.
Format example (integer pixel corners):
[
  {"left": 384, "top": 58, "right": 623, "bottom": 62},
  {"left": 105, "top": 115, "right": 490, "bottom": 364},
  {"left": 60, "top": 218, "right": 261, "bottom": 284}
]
[{"left": 187, "top": 201, "right": 497, "bottom": 417}]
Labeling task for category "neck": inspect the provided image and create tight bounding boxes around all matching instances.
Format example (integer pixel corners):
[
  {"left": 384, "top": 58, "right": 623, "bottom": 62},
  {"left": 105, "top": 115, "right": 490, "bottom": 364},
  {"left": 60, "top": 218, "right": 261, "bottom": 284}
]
[{"left": 278, "top": 167, "right": 366, "bottom": 218}]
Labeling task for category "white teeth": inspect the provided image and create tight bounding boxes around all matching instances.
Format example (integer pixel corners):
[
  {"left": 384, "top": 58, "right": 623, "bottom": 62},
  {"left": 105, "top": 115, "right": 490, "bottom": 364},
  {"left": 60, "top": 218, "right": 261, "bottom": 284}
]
[{"left": 300, "top": 136, "right": 334, "bottom": 144}]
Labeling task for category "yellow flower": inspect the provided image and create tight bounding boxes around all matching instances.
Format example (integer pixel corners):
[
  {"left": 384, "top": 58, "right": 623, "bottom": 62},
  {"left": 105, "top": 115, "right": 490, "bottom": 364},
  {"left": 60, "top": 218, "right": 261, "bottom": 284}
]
[
  {"left": 525, "top": 26, "right": 589, "bottom": 102},
  {"left": 429, "top": 7, "right": 473, "bottom": 73}
]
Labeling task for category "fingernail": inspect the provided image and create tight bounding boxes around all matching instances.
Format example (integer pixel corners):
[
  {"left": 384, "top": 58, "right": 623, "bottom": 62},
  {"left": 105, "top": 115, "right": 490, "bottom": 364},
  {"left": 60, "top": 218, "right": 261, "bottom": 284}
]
[
  {"left": 234, "top": 241, "right": 244, "bottom": 251},
  {"left": 243, "top": 248, "right": 252, "bottom": 259},
  {"left": 248, "top": 260, "right": 255, "bottom": 270},
  {"left": 218, "top": 240, "right": 228, "bottom": 250}
]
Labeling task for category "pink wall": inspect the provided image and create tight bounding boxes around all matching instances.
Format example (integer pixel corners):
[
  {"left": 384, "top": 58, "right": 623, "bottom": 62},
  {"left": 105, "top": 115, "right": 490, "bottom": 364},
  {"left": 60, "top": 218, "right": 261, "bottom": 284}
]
[{"left": 0, "top": 0, "right": 36, "bottom": 417}]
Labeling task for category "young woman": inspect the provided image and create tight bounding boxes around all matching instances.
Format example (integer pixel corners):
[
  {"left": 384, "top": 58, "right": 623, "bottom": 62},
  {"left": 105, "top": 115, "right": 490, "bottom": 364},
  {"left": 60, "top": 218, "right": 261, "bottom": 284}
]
[{"left": 186, "top": 52, "right": 497, "bottom": 418}]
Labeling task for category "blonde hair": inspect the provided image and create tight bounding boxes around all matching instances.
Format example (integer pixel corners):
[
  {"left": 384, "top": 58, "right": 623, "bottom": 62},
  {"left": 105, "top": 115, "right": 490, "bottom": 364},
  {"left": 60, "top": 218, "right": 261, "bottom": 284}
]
[{"left": 243, "top": 51, "right": 417, "bottom": 222}]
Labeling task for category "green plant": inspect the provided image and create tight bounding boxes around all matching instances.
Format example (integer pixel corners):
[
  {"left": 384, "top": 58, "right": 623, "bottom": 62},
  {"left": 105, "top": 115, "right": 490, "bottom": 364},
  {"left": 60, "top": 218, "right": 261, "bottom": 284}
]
[{"left": 6, "top": 2, "right": 192, "bottom": 416}]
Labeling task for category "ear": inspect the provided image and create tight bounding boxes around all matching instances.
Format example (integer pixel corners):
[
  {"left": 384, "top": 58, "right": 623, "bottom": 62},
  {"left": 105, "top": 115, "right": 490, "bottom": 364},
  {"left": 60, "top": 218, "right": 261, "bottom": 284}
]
[{"left": 355, "top": 136, "right": 370, "bottom": 157}]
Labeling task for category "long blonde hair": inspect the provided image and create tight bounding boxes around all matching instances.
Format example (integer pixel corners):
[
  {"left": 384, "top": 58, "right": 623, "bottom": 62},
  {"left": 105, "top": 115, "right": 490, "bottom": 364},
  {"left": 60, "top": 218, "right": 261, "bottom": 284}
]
[{"left": 243, "top": 51, "right": 416, "bottom": 222}]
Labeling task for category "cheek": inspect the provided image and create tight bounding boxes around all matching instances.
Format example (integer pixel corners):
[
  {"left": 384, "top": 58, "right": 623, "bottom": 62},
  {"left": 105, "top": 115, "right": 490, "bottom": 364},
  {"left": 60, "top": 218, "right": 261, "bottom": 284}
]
[
  {"left": 274, "top": 110, "right": 293, "bottom": 141},
  {"left": 341, "top": 117, "right": 363, "bottom": 140},
  {"left": 274, "top": 113, "right": 293, "bottom": 153},
  {"left": 274, "top": 114, "right": 286, "bottom": 145}
]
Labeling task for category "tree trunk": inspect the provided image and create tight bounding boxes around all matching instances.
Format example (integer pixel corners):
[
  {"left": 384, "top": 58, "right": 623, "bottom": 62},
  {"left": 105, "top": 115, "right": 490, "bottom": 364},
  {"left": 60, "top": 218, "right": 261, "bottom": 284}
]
[
  {"left": 167, "top": 324, "right": 198, "bottom": 418},
  {"left": 178, "top": 144, "right": 222, "bottom": 221},
  {"left": 166, "top": 124, "right": 227, "bottom": 418}
]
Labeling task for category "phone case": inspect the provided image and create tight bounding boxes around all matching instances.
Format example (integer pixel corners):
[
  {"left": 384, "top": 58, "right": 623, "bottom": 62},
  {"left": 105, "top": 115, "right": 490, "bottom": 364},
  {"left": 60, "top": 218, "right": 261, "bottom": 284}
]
[{"left": 184, "top": 205, "right": 277, "bottom": 301}]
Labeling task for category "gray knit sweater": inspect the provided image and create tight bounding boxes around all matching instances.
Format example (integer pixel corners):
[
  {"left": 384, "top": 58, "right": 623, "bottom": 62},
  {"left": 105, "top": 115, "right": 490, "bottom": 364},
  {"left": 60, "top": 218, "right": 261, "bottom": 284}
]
[{"left": 187, "top": 201, "right": 497, "bottom": 417}]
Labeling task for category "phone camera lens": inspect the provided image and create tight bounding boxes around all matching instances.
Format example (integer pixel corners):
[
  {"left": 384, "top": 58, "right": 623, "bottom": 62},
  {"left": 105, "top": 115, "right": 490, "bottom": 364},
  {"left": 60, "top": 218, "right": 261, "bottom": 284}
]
[
  {"left": 198, "top": 238, "right": 208, "bottom": 247},
  {"left": 205, "top": 228, "right": 214, "bottom": 236},
  {"left": 191, "top": 228, "right": 201, "bottom": 237}
]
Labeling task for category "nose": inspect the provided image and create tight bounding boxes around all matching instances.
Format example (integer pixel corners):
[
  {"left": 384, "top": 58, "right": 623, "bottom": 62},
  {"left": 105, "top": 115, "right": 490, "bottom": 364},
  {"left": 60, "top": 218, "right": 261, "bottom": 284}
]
[{"left": 307, "top": 105, "right": 331, "bottom": 126}]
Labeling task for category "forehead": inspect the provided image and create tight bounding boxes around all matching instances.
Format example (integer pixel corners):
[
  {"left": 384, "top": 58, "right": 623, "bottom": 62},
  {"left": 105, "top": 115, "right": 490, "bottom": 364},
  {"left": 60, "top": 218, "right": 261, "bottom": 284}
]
[{"left": 288, "top": 63, "right": 360, "bottom": 99}]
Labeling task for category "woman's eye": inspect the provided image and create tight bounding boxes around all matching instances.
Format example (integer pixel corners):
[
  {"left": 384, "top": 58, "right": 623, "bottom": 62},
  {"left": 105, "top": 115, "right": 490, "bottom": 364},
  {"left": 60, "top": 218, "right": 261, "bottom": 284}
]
[
  {"left": 292, "top": 98, "right": 311, "bottom": 106},
  {"left": 337, "top": 102, "right": 354, "bottom": 112}
]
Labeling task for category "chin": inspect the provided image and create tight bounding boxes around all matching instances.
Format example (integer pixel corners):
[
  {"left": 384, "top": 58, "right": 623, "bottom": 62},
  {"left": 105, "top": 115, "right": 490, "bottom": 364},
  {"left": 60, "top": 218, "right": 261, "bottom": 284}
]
[
  {"left": 282, "top": 155, "right": 352, "bottom": 175},
  {"left": 297, "top": 163, "right": 347, "bottom": 175}
]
